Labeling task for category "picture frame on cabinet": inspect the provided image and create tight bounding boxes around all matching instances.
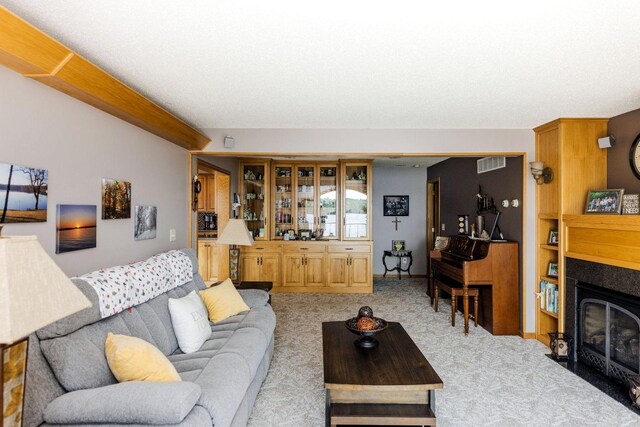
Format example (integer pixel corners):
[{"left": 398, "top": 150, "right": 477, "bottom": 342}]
[
  {"left": 585, "top": 189, "right": 624, "bottom": 214},
  {"left": 547, "top": 230, "right": 559, "bottom": 245},
  {"left": 548, "top": 262, "right": 559, "bottom": 278}
]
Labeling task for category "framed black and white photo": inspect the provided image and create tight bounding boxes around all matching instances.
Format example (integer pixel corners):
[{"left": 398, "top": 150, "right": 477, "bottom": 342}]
[
  {"left": 134, "top": 205, "right": 157, "bottom": 241},
  {"left": 383, "top": 195, "right": 409, "bottom": 216}
]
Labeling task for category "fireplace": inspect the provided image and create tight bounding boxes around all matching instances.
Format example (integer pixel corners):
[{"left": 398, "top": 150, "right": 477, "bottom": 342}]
[
  {"left": 576, "top": 282, "right": 640, "bottom": 382},
  {"left": 565, "top": 257, "right": 640, "bottom": 411}
]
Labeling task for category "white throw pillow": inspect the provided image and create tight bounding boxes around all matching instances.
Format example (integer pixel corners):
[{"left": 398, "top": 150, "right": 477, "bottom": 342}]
[{"left": 168, "top": 291, "right": 211, "bottom": 354}]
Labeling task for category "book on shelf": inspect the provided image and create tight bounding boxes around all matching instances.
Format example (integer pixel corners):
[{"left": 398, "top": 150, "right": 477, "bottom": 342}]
[{"left": 539, "top": 280, "right": 559, "bottom": 315}]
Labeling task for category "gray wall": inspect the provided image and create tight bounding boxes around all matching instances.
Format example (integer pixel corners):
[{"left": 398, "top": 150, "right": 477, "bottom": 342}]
[
  {"left": 0, "top": 66, "right": 189, "bottom": 277},
  {"left": 372, "top": 165, "right": 428, "bottom": 275},
  {"left": 607, "top": 107, "right": 640, "bottom": 192}
]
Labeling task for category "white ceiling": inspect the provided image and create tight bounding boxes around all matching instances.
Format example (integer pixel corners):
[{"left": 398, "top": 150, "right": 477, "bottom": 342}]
[{"left": 3, "top": 1, "right": 640, "bottom": 129}]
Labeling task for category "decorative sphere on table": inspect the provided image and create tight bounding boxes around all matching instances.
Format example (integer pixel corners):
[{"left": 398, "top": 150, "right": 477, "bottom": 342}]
[
  {"left": 356, "top": 316, "right": 376, "bottom": 330},
  {"left": 357, "top": 306, "right": 374, "bottom": 319}
]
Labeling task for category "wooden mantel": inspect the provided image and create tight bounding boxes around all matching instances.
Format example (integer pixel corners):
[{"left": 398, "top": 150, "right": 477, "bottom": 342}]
[
  {"left": 564, "top": 214, "right": 640, "bottom": 271},
  {"left": 0, "top": 7, "right": 210, "bottom": 151}
]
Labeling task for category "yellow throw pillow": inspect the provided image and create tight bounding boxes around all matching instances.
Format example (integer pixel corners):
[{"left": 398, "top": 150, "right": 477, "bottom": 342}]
[
  {"left": 199, "top": 278, "right": 250, "bottom": 323},
  {"left": 105, "top": 332, "right": 181, "bottom": 382}
]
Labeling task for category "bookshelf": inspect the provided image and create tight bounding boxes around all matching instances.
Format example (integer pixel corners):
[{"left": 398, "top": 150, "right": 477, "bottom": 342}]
[{"left": 533, "top": 119, "right": 608, "bottom": 347}]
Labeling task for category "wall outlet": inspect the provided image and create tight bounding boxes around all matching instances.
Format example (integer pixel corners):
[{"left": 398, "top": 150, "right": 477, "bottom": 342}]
[
  {"left": 441, "top": 224, "right": 445, "bottom": 231},
  {"left": 169, "top": 229, "right": 176, "bottom": 242}
]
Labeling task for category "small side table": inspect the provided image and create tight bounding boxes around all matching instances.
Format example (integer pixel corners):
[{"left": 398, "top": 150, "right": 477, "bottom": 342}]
[
  {"left": 236, "top": 281, "right": 273, "bottom": 304},
  {"left": 382, "top": 250, "right": 413, "bottom": 279}
]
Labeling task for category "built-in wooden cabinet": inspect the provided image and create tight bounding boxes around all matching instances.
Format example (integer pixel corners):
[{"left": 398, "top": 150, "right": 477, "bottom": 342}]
[
  {"left": 239, "top": 159, "right": 270, "bottom": 240},
  {"left": 238, "top": 158, "right": 372, "bottom": 293},
  {"left": 197, "top": 240, "right": 219, "bottom": 284},
  {"left": 271, "top": 162, "right": 340, "bottom": 240},
  {"left": 196, "top": 174, "right": 217, "bottom": 212},
  {"left": 238, "top": 241, "right": 372, "bottom": 293},
  {"left": 282, "top": 244, "right": 326, "bottom": 287},
  {"left": 341, "top": 161, "right": 372, "bottom": 240},
  {"left": 533, "top": 118, "right": 608, "bottom": 347}
]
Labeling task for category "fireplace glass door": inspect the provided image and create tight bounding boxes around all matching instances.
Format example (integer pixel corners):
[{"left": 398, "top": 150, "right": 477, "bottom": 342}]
[{"left": 580, "top": 298, "right": 640, "bottom": 380}]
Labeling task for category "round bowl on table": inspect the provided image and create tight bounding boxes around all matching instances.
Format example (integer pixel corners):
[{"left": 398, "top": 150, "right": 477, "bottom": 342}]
[{"left": 344, "top": 317, "right": 388, "bottom": 348}]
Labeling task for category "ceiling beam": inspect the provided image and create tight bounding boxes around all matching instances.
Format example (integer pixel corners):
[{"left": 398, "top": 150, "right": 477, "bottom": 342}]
[{"left": 0, "top": 7, "right": 210, "bottom": 151}]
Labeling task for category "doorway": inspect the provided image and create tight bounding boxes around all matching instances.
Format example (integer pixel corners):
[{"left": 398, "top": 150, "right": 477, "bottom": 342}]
[{"left": 426, "top": 178, "right": 440, "bottom": 253}]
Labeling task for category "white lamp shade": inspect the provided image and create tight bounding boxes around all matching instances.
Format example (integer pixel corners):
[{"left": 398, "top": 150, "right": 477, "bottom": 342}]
[
  {"left": 0, "top": 236, "right": 92, "bottom": 343},
  {"left": 216, "top": 219, "right": 254, "bottom": 246},
  {"left": 529, "top": 161, "right": 544, "bottom": 172}
]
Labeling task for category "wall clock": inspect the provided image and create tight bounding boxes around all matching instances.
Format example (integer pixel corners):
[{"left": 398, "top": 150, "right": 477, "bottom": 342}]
[{"left": 630, "top": 133, "right": 640, "bottom": 179}]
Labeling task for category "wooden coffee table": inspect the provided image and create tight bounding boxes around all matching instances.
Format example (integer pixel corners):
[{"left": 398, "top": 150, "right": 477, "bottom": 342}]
[{"left": 322, "top": 321, "right": 443, "bottom": 426}]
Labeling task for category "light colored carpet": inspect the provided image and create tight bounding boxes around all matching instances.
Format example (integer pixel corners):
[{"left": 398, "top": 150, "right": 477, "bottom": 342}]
[{"left": 248, "top": 278, "right": 640, "bottom": 426}]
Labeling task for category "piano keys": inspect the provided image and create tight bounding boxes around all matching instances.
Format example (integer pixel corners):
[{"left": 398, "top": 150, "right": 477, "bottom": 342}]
[{"left": 429, "top": 235, "right": 519, "bottom": 335}]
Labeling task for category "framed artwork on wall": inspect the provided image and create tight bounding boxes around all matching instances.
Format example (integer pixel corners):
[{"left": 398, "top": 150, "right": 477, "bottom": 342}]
[
  {"left": 56, "top": 204, "right": 97, "bottom": 253},
  {"left": 101, "top": 178, "right": 132, "bottom": 219},
  {"left": 383, "top": 195, "right": 409, "bottom": 216},
  {"left": 0, "top": 162, "right": 48, "bottom": 223}
]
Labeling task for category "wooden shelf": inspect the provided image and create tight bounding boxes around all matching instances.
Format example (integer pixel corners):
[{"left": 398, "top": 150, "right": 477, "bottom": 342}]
[
  {"left": 539, "top": 308, "right": 559, "bottom": 319},
  {"left": 540, "top": 276, "right": 558, "bottom": 284},
  {"left": 538, "top": 213, "right": 559, "bottom": 220},
  {"left": 540, "top": 244, "right": 559, "bottom": 251}
]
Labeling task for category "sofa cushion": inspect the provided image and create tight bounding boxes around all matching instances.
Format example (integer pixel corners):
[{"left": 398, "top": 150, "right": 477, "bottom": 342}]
[
  {"left": 105, "top": 333, "right": 181, "bottom": 382},
  {"left": 44, "top": 381, "right": 201, "bottom": 425},
  {"left": 199, "top": 279, "right": 250, "bottom": 322},
  {"left": 238, "top": 289, "right": 270, "bottom": 308},
  {"left": 168, "top": 291, "right": 211, "bottom": 354}
]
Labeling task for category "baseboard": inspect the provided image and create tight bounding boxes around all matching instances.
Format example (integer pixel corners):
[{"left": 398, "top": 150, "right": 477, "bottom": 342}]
[
  {"left": 373, "top": 274, "right": 427, "bottom": 278},
  {"left": 520, "top": 331, "right": 536, "bottom": 339}
]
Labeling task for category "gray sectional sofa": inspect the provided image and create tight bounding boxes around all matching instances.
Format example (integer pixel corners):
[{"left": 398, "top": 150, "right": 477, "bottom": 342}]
[{"left": 24, "top": 248, "right": 276, "bottom": 427}]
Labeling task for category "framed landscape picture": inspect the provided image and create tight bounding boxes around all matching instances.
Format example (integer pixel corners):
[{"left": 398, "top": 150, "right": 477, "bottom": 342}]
[
  {"left": 0, "top": 162, "right": 48, "bottom": 223},
  {"left": 102, "top": 178, "right": 131, "bottom": 219},
  {"left": 383, "top": 195, "right": 409, "bottom": 216},
  {"left": 56, "top": 204, "right": 97, "bottom": 253},
  {"left": 585, "top": 189, "right": 624, "bottom": 214},
  {"left": 134, "top": 205, "right": 157, "bottom": 241}
]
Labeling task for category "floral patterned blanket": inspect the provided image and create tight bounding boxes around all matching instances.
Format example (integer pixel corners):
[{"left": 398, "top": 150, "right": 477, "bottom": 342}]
[{"left": 77, "top": 250, "right": 193, "bottom": 318}]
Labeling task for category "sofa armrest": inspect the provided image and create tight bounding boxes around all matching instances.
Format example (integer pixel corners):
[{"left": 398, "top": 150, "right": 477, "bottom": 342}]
[
  {"left": 44, "top": 381, "right": 201, "bottom": 425},
  {"left": 238, "top": 289, "right": 269, "bottom": 308}
]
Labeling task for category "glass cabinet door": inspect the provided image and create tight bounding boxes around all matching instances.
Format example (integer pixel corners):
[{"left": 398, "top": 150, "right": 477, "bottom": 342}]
[
  {"left": 296, "top": 165, "right": 315, "bottom": 237},
  {"left": 343, "top": 163, "right": 370, "bottom": 240},
  {"left": 242, "top": 163, "right": 267, "bottom": 239},
  {"left": 273, "top": 165, "right": 293, "bottom": 239},
  {"left": 318, "top": 166, "right": 338, "bottom": 239}
]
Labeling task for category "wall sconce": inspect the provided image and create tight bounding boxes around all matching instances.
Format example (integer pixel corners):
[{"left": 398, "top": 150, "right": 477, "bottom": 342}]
[{"left": 529, "top": 161, "right": 553, "bottom": 185}]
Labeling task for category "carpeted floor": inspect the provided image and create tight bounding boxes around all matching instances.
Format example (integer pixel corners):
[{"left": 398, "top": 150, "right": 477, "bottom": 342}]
[{"left": 247, "top": 278, "right": 640, "bottom": 426}]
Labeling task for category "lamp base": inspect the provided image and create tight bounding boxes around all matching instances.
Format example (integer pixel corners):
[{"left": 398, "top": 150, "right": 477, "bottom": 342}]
[
  {"left": 229, "top": 246, "right": 240, "bottom": 284},
  {"left": 2, "top": 337, "right": 28, "bottom": 427}
]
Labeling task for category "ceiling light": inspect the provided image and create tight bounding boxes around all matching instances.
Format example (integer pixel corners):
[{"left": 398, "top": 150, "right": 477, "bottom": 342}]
[{"left": 413, "top": 164, "right": 421, "bottom": 168}]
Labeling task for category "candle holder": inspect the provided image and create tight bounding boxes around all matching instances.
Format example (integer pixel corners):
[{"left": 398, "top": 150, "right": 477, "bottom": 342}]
[{"left": 548, "top": 332, "right": 573, "bottom": 360}]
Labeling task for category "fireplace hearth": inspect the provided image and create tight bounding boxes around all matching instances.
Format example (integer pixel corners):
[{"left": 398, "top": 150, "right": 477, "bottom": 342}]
[{"left": 565, "top": 257, "right": 640, "bottom": 413}]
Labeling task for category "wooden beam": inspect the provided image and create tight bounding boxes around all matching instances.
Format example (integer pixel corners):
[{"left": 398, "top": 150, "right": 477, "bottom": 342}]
[{"left": 0, "top": 7, "right": 210, "bottom": 151}]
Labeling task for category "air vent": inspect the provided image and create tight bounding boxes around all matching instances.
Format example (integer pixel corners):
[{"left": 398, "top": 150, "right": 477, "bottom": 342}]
[{"left": 477, "top": 156, "right": 506, "bottom": 174}]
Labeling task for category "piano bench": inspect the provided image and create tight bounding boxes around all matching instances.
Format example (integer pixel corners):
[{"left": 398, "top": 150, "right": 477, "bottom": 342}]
[{"left": 433, "top": 279, "right": 479, "bottom": 329}]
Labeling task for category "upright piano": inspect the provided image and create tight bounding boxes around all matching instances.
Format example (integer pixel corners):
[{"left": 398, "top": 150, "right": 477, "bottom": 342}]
[{"left": 429, "top": 235, "right": 519, "bottom": 335}]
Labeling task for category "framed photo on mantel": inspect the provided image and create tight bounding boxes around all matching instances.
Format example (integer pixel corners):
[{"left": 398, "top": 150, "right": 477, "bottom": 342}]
[{"left": 584, "top": 189, "right": 624, "bottom": 214}]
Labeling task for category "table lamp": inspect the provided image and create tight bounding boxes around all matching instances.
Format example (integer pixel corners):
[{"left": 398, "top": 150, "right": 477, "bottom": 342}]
[
  {"left": 0, "top": 231, "right": 92, "bottom": 426},
  {"left": 216, "top": 219, "right": 254, "bottom": 284}
]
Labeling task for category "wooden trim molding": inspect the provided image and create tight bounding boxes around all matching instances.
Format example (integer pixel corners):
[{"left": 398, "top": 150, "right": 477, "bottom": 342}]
[
  {"left": 0, "top": 7, "right": 210, "bottom": 151},
  {"left": 564, "top": 214, "right": 640, "bottom": 271}
]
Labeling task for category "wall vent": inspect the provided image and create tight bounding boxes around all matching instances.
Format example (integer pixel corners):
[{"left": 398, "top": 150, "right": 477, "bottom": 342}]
[{"left": 477, "top": 156, "right": 506, "bottom": 174}]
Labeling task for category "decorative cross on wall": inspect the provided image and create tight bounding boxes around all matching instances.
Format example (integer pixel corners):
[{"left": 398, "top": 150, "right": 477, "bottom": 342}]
[{"left": 392, "top": 217, "right": 401, "bottom": 231}]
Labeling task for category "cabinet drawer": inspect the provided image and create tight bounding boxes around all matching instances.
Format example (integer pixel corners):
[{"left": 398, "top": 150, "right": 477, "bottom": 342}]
[
  {"left": 244, "top": 243, "right": 282, "bottom": 253},
  {"left": 283, "top": 244, "right": 326, "bottom": 253},
  {"left": 327, "top": 245, "right": 371, "bottom": 253}
]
